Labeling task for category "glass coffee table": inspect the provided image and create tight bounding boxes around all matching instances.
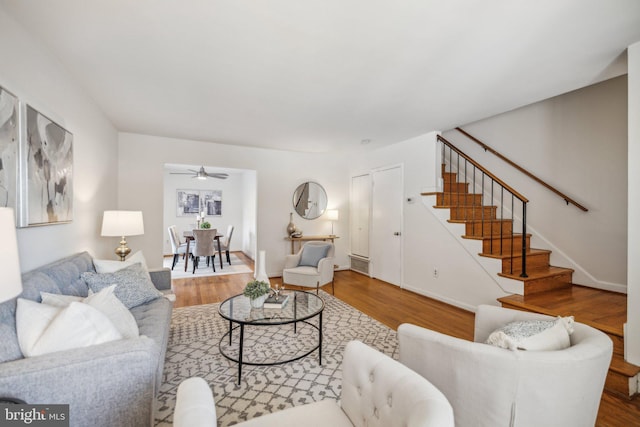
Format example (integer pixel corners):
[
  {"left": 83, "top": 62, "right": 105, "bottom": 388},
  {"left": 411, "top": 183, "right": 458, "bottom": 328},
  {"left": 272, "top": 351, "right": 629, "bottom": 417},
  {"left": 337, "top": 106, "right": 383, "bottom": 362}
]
[{"left": 218, "top": 290, "right": 325, "bottom": 384}]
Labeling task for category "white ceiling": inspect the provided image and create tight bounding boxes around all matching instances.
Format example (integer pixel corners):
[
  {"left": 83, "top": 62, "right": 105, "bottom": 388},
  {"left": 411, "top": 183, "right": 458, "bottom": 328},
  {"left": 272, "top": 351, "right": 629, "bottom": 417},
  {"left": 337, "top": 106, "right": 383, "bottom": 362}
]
[{"left": 2, "top": 0, "right": 639, "bottom": 153}]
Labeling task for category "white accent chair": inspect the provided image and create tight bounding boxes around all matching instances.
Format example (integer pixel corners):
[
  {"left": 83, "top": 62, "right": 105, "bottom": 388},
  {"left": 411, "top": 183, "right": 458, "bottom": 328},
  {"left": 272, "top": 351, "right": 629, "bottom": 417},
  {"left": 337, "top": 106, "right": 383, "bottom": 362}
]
[
  {"left": 282, "top": 241, "right": 335, "bottom": 294},
  {"left": 398, "top": 305, "right": 613, "bottom": 427},
  {"left": 173, "top": 340, "right": 454, "bottom": 427},
  {"left": 168, "top": 225, "right": 191, "bottom": 270}
]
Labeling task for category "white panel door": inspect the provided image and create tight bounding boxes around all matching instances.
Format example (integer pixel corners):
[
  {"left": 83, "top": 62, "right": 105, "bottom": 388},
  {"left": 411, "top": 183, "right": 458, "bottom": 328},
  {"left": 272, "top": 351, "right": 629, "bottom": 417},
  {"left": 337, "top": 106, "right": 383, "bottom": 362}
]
[
  {"left": 371, "top": 165, "right": 403, "bottom": 286},
  {"left": 350, "top": 174, "right": 371, "bottom": 258}
]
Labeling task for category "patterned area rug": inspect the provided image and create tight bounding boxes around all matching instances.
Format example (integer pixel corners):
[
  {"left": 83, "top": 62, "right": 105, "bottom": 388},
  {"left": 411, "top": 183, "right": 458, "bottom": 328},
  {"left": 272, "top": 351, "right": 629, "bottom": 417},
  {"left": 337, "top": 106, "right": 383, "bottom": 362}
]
[
  {"left": 163, "top": 253, "right": 252, "bottom": 279},
  {"left": 154, "top": 291, "right": 398, "bottom": 426}
]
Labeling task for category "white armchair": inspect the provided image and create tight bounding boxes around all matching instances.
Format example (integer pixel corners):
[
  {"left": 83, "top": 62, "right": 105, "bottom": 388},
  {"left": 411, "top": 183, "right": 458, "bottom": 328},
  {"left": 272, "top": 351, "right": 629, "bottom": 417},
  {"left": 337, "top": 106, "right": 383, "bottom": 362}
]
[
  {"left": 283, "top": 241, "right": 335, "bottom": 294},
  {"left": 398, "top": 305, "right": 613, "bottom": 427},
  {"left": 172, "top": 341, "right": 454, "bottom": 427}
]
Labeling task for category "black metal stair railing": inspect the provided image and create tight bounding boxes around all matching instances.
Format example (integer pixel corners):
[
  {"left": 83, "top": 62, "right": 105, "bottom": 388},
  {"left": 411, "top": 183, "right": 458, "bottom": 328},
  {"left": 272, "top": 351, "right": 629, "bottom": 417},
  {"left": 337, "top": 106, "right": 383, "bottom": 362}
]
[{"left": 437, "top": 134, "right": 529, "bottom": 278}]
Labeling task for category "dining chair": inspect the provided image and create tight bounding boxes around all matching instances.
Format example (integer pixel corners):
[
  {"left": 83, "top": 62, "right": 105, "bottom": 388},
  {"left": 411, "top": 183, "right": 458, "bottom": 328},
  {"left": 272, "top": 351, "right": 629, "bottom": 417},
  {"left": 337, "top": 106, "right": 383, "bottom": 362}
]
[
  {"left": 191, "top": 229, "right": 218, "bottom": 274},
  {"left": 219, "top": 225, "right": 235, "bottom": 265},
  {"left": 168, "top": 225, "right": 192, "bottom": 270}
]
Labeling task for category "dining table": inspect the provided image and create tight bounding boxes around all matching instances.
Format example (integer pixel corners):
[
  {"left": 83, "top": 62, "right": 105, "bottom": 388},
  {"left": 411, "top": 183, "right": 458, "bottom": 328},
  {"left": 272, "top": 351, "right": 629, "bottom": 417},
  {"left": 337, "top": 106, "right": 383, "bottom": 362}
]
[{"left": 183, "top": 230, "right": 224, "bottom": 272}]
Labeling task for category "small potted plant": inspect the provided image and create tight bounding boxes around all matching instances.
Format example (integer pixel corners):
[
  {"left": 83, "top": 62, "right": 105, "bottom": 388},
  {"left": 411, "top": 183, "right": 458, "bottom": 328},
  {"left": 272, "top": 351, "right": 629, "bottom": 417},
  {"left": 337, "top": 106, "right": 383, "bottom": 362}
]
[
  {"left": 200, "top": 221, "right": 211, "bottom": 229},
  {"left": 243, "top": 280, "right": 270, "bottom": 308}
]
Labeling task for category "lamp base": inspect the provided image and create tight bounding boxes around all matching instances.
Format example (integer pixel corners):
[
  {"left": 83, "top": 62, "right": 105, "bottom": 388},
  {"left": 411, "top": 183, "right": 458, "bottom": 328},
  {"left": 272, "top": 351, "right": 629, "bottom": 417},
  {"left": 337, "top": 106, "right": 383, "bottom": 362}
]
[{"left": 115, "top": 237, "right": 131, "bottom": 261}]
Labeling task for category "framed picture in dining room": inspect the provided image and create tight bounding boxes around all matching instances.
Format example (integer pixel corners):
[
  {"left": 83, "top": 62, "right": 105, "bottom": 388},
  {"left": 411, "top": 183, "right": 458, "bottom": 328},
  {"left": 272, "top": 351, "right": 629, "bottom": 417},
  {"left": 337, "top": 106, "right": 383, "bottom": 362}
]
[
  {"left": 176, "top": 189, "right": 201, "bottom": 216},
  {"left": 176, "top": 189, "right": 222, "bottom": 217},
  {"left": 0, "top": 85, "right": 19, "bottom": 213},
  {"left": 20, "top": 104, "right": 73, "bottom": 227},
  {"left": 201, "top": 189, "right": 222, "bottom": 216}
]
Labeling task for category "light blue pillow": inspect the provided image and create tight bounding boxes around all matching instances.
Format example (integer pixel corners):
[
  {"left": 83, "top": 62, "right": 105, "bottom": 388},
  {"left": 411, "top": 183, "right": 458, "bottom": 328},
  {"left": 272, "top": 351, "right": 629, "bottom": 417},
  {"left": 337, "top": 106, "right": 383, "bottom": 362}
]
[
  {"left": 299, "top": 244, "right": 331, "bottom": 267},
  {"left": 81, "top": 263, "right": 162, "bottom": 309}
]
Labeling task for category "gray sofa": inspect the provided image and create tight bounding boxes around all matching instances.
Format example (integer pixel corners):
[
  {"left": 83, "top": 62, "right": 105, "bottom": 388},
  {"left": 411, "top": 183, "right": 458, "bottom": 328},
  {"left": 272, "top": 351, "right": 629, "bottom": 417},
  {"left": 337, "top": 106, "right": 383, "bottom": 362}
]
[{"left": 0, "top": 251, "right": 173, "bottom": 427}]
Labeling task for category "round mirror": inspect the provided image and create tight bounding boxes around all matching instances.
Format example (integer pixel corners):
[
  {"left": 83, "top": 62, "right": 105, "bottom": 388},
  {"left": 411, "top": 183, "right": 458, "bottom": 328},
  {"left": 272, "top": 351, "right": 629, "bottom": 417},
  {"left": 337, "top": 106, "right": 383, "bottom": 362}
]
[{"left": 292, "top": 182, "right": 327, "bottom": 220}]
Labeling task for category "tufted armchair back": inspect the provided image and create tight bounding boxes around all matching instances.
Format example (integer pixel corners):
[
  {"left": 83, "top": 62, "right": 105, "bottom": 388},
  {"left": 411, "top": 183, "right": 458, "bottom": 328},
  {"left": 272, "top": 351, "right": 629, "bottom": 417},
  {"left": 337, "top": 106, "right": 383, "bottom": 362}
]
[{"left": 341, "top": 340, "right": 454, "bottom": 427}]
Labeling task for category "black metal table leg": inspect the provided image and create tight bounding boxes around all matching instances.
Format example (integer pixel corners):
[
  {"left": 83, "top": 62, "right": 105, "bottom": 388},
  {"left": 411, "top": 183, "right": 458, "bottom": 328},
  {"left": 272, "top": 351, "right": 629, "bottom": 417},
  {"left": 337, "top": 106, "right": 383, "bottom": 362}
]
[
  {"left": 229, "top": 320, "right": 233, "bottom": 345},
  {"left": 238, "top": 324, "right": 244, "bottom": 384},
  {"left": 318, "top": 311, "right": 323, "bottom": 365}
]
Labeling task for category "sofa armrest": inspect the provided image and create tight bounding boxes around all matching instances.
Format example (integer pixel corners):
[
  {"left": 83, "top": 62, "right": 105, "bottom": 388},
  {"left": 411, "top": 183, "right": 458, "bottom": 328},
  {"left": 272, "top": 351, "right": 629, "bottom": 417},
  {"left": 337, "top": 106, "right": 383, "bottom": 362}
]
[
  {"left": 0, "top": 337, "right": 158, "bottom": 427},
  {"left": 149, "top": 267, "right": 172, "bottom": 290}
]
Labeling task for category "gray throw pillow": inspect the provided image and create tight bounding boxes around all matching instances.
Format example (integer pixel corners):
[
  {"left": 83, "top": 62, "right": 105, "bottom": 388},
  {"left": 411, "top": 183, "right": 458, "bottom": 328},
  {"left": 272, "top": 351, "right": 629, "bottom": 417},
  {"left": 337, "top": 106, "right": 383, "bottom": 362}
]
[
  {"left": 81, "top": 263, "right": 162, "bottom": 309},
  {"left": 299, "top": 244, "right": 331, "bottom": 267}
]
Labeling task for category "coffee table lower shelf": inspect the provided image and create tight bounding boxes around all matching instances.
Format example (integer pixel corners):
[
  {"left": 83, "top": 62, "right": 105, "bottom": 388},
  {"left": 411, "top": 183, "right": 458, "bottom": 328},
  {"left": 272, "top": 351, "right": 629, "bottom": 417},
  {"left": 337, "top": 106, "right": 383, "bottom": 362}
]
[{"left": 218, "top": 317, "right": 323, "bottom": 385}]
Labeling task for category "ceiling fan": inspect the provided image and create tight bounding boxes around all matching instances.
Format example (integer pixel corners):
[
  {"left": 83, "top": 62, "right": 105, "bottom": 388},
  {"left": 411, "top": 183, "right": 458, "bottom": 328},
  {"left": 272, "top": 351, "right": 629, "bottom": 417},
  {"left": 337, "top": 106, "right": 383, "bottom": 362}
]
[{"left": 170, "top": 166, "right": 229, "bottom": 180}]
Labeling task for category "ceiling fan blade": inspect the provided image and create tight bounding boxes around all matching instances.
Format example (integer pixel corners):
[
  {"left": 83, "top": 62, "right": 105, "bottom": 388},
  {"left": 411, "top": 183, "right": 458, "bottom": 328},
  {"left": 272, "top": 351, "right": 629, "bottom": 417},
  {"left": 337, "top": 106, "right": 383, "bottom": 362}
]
[
  {"left": 169, "top": 172, "right": 194, "bottom": 175},
  {"left": 206, "top": 173, "right": 229, "bottom": 179}
]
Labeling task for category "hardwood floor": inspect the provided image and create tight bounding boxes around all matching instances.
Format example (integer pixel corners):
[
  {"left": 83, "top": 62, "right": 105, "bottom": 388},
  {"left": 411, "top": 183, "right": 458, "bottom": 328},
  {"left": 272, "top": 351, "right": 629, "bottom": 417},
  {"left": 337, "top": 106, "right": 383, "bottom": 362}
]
[{"left": 169, "top": 253, "right": 640, "bottom": 426}]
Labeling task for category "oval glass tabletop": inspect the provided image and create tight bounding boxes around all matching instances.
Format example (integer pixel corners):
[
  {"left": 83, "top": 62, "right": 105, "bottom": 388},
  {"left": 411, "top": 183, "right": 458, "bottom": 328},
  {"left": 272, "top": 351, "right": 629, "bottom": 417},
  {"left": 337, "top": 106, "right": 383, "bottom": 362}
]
[{"left": 218, "top": 290, "right": 324, "bottom": 325}]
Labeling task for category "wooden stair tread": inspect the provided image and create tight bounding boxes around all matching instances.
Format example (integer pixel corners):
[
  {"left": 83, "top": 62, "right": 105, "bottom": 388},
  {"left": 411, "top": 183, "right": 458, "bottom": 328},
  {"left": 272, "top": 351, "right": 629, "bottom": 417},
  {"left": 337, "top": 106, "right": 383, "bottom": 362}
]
[
  {"left": 611, "top": 354, "right": 640, "bottom": 377},
  {"left": 448, "top": 219, "right": 512, "bottom": 224},
  {"left": 498, "top": 285, "right": 626, "bottom": 336},
  {"left": 498, "top": 265, "right": 573, "bottom": 280},
  {"left": 463, "top": 233, "right": 530, "bottom": 241},
  {"left": 480, "top": 248, "right": 551, "bottom": 260}
]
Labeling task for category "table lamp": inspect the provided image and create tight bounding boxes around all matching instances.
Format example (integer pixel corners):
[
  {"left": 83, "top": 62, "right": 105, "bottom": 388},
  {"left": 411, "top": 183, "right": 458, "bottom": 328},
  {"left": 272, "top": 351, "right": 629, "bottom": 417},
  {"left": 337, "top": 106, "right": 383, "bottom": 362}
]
[
  {"left": 101, "top": 210, "right": 144, "bottom": 261},
  {"left": 0, "top": 208, "right": 23, "bottom": 303},
  {"left": 326, "top": 209, "right": 339, "bottom": 236}
]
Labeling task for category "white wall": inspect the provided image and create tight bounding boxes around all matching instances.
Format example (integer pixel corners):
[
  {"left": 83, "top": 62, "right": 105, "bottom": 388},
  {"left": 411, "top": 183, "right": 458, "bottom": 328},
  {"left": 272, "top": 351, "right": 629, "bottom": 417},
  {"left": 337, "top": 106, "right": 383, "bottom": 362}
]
[
  {"left": 118, "top": 133, "right": 350, "bottom": 274},
  {"left": 352, "top": 133, "right": 509, "bottom": 311},
  {"left": 0, "top": 8, "right": 118, "bottom": 272},
  {"left": 162, "top": 168, "right": 251, "bottom": 255},
  {"left": 627, "top": 41, "right": 640, "bottom": 365},
  {"left": 443, "top": 76, "right": 628, "bottom": 292}
]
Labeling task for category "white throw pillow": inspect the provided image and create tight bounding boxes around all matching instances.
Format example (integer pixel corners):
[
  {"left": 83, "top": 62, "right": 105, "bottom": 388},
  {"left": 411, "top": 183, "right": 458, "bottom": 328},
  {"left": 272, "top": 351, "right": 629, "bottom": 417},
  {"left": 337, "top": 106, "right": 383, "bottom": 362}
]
[
  {"left": 41, "top": 286, "right": 139, "bottom": 339},
  {"left": 485, "top": 316, "right": 575, "bottom": 351},
  {"left": 84, "top": 285, "right": 139, "bottom": 339},
  {"left": 16, "top": 299, "right": 60, "bottom": 356},
  {"left": 40, "top": 292, "right": 84, "bottom": 307},
  {"left": 93, "top": 250, "right": 149, "bottom": 274},
  {"left": 16, "top": 299, "right": 123, "bottom": 358}
]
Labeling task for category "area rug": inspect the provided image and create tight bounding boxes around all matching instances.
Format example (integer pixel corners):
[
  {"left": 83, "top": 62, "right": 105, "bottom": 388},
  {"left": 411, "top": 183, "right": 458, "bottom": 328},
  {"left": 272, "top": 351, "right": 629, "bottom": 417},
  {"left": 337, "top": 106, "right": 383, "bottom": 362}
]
[
  {"left": 154, "top": 291, "right": 398, "bottom": 426},
  {"left": 163, "top": 253, "right": 253, "bottom": 279}
]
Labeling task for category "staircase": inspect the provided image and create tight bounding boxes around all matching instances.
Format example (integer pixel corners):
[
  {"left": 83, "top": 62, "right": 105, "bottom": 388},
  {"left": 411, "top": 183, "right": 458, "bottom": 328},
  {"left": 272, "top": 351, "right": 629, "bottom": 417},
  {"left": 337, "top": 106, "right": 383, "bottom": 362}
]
[{"left": 424, "top": 136, "right": 639, "bottom": 400}]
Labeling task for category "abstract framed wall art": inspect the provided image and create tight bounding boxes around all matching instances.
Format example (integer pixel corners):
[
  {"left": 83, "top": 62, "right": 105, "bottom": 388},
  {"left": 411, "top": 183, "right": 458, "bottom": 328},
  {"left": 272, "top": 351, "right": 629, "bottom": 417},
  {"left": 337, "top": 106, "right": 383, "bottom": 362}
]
[
  {"left": 20, "top": 104, "right": 73, "bottom": 226},
  {"left": 0, "top": 85, "right": 19, "bottom": 212},
  {"left": 176, "top": 189, "right": 201, "bottom": 216},
  {"left": 176, "top": 189, "right": 222, "bottom": 217},
  {"left": 201, "top": 189, "right": 222, "bottom": 216}
]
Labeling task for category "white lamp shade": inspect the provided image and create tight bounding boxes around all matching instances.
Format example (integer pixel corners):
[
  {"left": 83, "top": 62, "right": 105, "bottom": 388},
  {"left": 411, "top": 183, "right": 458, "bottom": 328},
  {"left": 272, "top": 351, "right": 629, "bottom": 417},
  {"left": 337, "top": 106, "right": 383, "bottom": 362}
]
[
  {"left": 326, "top": 209, "right": 339, "bottom": 221},
  {"left": 0, "top": 208, "right": 23, "bottom": 303},
  {"left": 101, "top": 211, "right": 144, "bottom": 237}
]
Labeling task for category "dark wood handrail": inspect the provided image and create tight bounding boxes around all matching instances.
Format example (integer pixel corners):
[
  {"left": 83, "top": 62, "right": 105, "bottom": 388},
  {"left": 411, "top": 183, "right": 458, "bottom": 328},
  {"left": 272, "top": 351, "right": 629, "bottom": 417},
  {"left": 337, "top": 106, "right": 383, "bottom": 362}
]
[
  {"left": 455, "top": 127, "right": 588, "bottom": 212},
  {"left": 437, "top": 135, "right": 529, "bottom": 203}
]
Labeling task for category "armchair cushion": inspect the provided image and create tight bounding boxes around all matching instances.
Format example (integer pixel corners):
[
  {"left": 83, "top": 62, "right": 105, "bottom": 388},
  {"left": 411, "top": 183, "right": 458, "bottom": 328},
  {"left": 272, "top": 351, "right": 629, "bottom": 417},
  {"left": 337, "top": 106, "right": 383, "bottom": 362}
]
[
  {"left": 485, "top": 316, "right": 574, "bottom": 351},
  {"left": 299, "top": 243, "right": 331, "bottom": 267}
]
